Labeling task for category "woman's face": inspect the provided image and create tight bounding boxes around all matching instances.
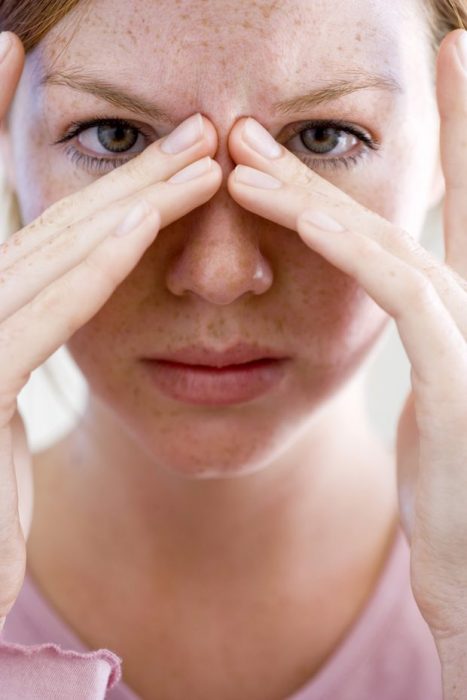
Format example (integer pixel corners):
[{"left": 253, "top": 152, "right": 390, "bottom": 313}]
[{"left": 4, "top": 0, "right": 440, "bottom": 477}]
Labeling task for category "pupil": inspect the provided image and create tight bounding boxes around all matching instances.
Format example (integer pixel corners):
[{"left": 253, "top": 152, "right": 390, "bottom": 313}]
[
  {"left": 301, "top": 127, "right": 340, "bottom": 154},
  {"left": 98, "top": 123, "right": 138, "bottom": 153}
]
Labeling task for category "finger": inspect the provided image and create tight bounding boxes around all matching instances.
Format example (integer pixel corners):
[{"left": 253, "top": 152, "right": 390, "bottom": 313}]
[
  {"left": 227, "top": 120, "right": 467, "bottom": 338},
  {"left": 0, "top": 156, "right": 221, "bottom": 320},
  {"left": 295, "top": 212, "right": 467, "bottom": 399},
  {"left": 0, "top": 157, "right": 222, "bottom": 392},
  {"left": 2, "top": 113, "right": 218, "bottom": 267},
  {"left": 0, "top": 33, "right": 25, "bottom": 120},
  {"left": 0, "top": 421, "right": 25, "bottom": 619},
  {"left": 436, "top": 29, "right": 467, "bottom": 276}
]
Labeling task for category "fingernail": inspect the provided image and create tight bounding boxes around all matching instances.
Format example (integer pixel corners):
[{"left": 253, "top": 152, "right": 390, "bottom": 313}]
[
  {"left": 300, "top": 209, "right": 345, "bottom": 232},
  {"left": 234, "top": 165, "right": 282, "bottom": 189},
  {"left": 161, "top": 113, "right": 204, "bottom": 155},
  {"left": 0, "top": 32, "right": 12, "bottom": 63},
  {"left": 114, "top": 200, "right": 153, "bottom": 237},
  {"left": 167, "top": 156, "right": 212, "bottom": 183},
  {"left": 456, "top": 31, "right": 467, "bottom": 73},
  {"left": 242, "top": 118, "right": 282, "bottom": 159}
]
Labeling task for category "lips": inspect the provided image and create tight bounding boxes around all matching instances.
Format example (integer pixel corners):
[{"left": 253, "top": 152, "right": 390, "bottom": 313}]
[
  {"left": 141, "top": 342, "right": 288, "bottom": 368},
  {"left": 140, "top": 342, "right": 290, "bottom": 405}
]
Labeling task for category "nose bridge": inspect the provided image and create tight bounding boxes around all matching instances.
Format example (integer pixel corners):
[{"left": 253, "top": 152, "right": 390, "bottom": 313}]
[{"left": 165, "top": 189, "right": 274, "bottom": 305}]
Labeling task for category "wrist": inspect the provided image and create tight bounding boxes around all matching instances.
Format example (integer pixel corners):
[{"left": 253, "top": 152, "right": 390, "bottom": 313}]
[{"left": 435, "top": 633, "right": 467, "bottom": 700}]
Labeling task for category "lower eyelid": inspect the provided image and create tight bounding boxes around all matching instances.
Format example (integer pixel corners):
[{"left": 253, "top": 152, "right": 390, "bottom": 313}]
[
  {"left": 301, "top": 148, "right": 372, "bottom": 172},
  {"left": 64, "top": 145, "right": 133, "bottom": 174}
]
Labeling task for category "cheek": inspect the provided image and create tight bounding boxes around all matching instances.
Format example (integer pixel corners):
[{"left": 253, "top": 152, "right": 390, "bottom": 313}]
[
  {"left": 360, "top": 148, "right": 435, "bottom": 239},
  {"left": 10, "top": 130, "right": 79, "bottom": 226},
  {"left": 8, "top": 103, "right": 98, "bottom": 227},
  {"left": 276, "top": 243, "right": 388, "bottom": 361}
]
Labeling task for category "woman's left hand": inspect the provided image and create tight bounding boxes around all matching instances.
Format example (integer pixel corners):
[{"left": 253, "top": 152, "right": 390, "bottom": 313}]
[{"left": 227, "top": 28, "right": 467, "bottom": 657}]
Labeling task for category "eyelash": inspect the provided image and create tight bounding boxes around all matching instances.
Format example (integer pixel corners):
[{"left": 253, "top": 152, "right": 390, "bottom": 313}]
[
  {"left": 287, "top": 119, "right": 380, "bottom": 170},
  {"left": 53, "top": 117, "right": 154, "bottom": 174},
  {"left": 53, "top": 116, "right": 381, "bottom": 175}
]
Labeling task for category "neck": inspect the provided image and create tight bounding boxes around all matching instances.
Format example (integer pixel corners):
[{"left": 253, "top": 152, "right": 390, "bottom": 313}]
[{"left": 29, "top": 373, "right": 398, "bottom": 590}]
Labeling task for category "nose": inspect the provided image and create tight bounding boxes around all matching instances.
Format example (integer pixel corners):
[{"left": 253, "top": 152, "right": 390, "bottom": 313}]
[{"left": 165, "top": 137, "right": 273, "bottom": 305}]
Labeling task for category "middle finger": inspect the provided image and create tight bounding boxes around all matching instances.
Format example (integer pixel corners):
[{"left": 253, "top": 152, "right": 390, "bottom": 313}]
[
  {"left": 227, "top": 117, "right": 467, "bottom": 336},
  {"left": 2, "top": 112, "right": 217, "bottom": 267}
]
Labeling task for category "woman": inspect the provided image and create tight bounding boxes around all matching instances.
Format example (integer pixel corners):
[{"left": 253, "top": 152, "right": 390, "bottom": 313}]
[{"left": 0, "top": 0, "right": 466, "bottom": 697}]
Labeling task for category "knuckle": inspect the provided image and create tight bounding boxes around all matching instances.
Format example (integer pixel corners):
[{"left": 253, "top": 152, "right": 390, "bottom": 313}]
[
  {"left": 120, "top": 156, "right": 150, "bottom": 185},
  {"left": 401, "top": 269, "right": 434, "bottom": 309},
  {"left": 289, "top": 159, "right": 319, "bottom": 188},
  {"left": 82, "top": 253, "right": 118, "bottom": 297},
  {"left": 41, "top": 195, "right": 75, "bottom": 227},
  {"left": 29, "top": 280, "right": 61, "bottom": 318}
]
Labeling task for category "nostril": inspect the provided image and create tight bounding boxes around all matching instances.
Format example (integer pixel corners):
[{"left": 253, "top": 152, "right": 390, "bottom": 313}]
[{"left": 165, "top": 247, "right": 273, "bottom": 304}]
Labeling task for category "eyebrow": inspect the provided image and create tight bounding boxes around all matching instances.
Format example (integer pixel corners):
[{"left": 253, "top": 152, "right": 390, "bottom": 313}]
[
  {"left": 273, "top": 70, "right": 402, "bottom": 115},
  {"left": 39, "top": 68, "right": 177, "bottom": 124},
  {"left": 39, "top": 67, "right": 402, "bottom": 123}
]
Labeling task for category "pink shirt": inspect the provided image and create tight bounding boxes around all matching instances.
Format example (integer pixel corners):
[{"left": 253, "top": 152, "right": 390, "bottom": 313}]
[{"left": 0, "top": 526, "right": 443, "bottom": 699}]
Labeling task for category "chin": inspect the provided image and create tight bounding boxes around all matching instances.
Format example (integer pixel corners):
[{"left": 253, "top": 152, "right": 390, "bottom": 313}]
[{"left": 106, "top": 388, "right": 316, "bottom": 481}]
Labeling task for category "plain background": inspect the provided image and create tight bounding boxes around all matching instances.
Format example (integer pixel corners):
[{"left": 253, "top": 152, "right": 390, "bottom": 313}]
[{"left": 0, "top": 158, "right": 445, "bottom": 453}]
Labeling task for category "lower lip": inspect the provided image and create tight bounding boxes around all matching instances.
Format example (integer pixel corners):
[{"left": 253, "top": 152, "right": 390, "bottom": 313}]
[{"left": 140, "top": 358, "right": 289, "bottom": 406}]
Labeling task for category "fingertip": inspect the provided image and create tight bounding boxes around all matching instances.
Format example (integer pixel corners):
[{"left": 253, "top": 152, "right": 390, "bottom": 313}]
[
  {"left": 198, "top": 115, "right": 219, "bottom": 155},
  {"left": 0, "top": 30, "right": 25, "bottom": 94},
  {"left": 225, "top": 166, "right": 238, "bottom": 194},
  {"left": 210, "top": 158, "right": 224, "bottom": 185},
  {"left": 436, "top": 29, "right": 467, "bottom": 117},
  {"left": 0, "top": 31, "right": 25, "bottom": 66},
  {"left": 437, "top": 28, "right": 466, "bottom": 73},
  {"left": 227, "top": 116, "right": 249, "bottom": 157}
]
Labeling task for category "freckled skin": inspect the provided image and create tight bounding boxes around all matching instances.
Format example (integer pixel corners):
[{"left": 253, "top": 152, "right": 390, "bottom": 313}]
[
  {"left": 5, "top": 0, "right": 440, "bottom": 478},
  {"left": 1, "top": 1, "right": 444, "bottom": 695}
]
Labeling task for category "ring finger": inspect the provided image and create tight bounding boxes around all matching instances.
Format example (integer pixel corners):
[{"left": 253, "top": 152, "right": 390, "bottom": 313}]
[
  {"left": 2, "top": 113, "right": 217, "bottom": 268},
  {"left": 227, "top": 118, "right": 467, "bottom": 337}
]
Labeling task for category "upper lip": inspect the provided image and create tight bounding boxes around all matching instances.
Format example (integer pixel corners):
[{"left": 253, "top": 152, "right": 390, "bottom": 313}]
[{"left": 142, "top": 342, "right": 288, "bottom": 368}]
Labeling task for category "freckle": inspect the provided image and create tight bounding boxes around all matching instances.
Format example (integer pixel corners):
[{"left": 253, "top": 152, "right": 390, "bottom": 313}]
[
  {"left": 356, "top": 33, "right": 362, "bottom": 42},
  {"left": 275, "top": 318, "right": 284, "bottom": 333}
]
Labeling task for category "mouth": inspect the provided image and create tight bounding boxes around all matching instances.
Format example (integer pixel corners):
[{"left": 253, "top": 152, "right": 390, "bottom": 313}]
[{"left": 140, "top": 343, "right": 290, "bottom": 406}]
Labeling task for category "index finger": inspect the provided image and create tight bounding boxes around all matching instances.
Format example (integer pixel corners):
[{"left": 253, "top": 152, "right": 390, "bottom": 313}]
[
  {"left": 2, "top": 113, "right": 218, "bottom": 266},
  {"left": 0, "top": 32, "right": 25, "bottom": 121},
  {"left": 436, "top": 28, "right": 467, "bottom": 275}
]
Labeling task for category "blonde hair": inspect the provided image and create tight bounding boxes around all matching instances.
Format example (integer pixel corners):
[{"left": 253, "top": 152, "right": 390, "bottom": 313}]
[{"left": 427, "top": 1, "right": 467, "bottom": 45}]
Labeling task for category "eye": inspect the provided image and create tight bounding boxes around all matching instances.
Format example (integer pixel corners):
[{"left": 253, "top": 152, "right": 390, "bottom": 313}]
[
  {"left": 78, "top": 121, "right": 144, "bottom": 155},
  {"left": 291, "top": 125, "right": 357, "bottom": 156},
  {"left": 283, "top": 119, "right": 379, "bottom": 170},
  {"left": 53, "top": 117, "right": 154, "bottom": 174}
]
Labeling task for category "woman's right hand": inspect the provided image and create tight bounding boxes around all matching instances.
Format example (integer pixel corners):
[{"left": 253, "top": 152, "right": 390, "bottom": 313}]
[{"left": 0, "top": 31, "right": 222, "bottom": 631}]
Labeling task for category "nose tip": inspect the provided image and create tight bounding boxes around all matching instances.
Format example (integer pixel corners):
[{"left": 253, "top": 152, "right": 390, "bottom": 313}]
[{"left": 166, "top": 239, "right": 273, "bottom": 305}]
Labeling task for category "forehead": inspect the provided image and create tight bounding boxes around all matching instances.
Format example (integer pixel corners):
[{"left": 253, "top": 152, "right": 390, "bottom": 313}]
[{"left": 33, "top": 0, "right": 427, "bottom": 125}]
